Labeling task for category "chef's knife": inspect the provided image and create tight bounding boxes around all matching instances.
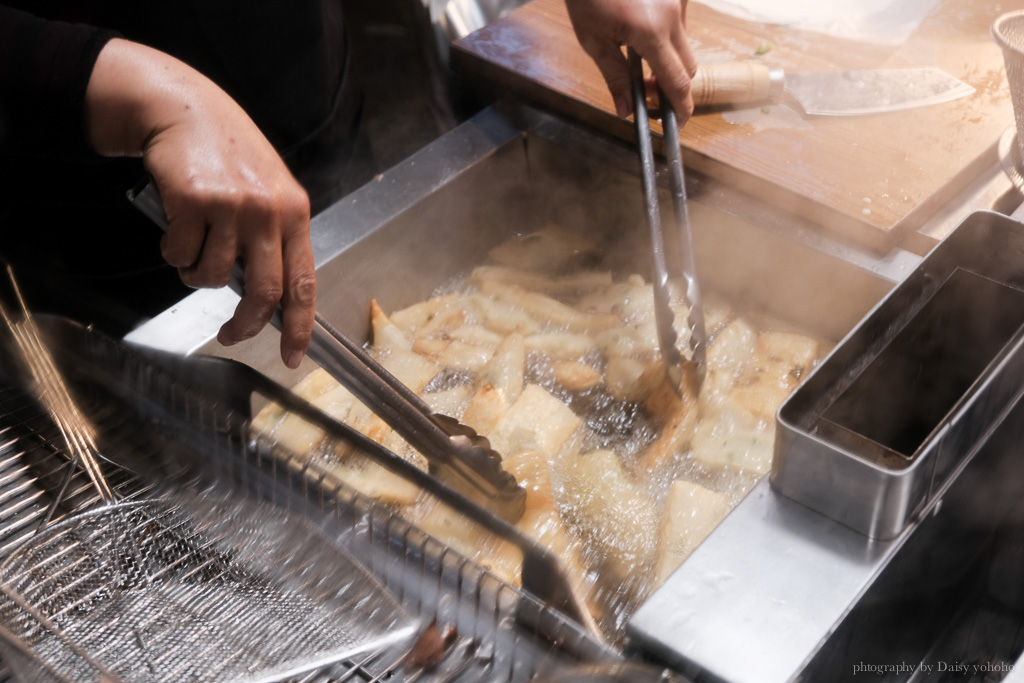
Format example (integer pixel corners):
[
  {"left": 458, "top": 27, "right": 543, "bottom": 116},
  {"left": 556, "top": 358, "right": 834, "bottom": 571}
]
[{"left": 691, "top": 62, "right": 975, "bottom": 116}]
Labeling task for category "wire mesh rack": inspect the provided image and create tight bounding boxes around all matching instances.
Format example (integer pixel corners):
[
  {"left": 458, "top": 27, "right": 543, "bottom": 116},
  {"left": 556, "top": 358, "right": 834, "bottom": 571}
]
[{"left": 0, "top": 316, "right": 625, "bottom": 682}]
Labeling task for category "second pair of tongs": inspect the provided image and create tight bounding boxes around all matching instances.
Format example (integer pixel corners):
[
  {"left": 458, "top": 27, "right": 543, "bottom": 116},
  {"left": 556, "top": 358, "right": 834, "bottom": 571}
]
[
  {"left": 128, "top": 182, "right": 526, "bottom": 524},
  {"left": 627, "top": 48, "right": 707, "bottom": 395}
]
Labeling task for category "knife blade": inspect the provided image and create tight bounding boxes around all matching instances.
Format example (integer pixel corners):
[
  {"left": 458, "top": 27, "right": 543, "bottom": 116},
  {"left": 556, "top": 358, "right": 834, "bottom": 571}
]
[{"left": 691, "top": 62, "right": 975, "bottom": 116}]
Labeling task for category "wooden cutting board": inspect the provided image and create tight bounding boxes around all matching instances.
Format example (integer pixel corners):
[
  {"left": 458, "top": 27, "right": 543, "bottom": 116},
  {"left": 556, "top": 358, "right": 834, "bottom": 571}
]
[{"left": 452, "top": 0, "right": 1019, "bottom": 252}]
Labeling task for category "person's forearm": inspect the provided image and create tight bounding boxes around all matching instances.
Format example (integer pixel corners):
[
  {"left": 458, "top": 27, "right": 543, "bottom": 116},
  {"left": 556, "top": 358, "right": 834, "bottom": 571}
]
[
  {"left": 85, "top": 39, "right": 237, "bottom": 157},
  {"left": 84, "top": 38, "right": 317, "bottom": 369}
]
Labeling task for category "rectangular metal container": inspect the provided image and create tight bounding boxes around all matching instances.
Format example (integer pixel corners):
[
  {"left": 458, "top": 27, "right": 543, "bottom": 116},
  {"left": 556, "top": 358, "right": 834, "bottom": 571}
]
[{"left": 773, "top": 210, "right": 1024, "bottom": 540}]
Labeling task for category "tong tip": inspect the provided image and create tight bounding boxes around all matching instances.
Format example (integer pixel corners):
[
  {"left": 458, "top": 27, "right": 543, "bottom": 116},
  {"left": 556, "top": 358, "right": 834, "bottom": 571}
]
[
  {"left": 429, "top": 414, "right": 527, "bottom": 523},
  {"left": 664, "top": 357, "right": 706, "bottom": 400}
]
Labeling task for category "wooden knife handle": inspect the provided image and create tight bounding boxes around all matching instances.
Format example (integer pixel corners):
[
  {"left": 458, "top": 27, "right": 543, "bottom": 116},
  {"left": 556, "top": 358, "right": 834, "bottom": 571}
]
[{"left": 691, "top": 62, "right": 784, "bottom": 106}]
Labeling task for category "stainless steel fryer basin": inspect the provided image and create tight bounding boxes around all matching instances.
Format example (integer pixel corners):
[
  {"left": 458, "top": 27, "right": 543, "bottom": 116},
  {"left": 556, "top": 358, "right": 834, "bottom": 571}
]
[{"left": 126, "top": 101, "right": 918, "bottom": 676}]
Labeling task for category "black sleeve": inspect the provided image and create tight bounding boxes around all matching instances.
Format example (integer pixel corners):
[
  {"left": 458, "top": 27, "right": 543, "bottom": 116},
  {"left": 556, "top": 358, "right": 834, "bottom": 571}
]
[{"left": 0, "top": 6, "right": 119, "bottom": 159}]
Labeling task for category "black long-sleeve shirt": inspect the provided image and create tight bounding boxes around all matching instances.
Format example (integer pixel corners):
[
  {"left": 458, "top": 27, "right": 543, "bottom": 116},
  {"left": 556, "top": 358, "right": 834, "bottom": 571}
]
[
  {"left": 0, "top": 7, "right": 117, "bottom": 158},
  {"left": 0, "top": 1, "right": 357, "bottom": 335},
  {"left": 0, "top": 1, "right": 351, "bottom": 160}
]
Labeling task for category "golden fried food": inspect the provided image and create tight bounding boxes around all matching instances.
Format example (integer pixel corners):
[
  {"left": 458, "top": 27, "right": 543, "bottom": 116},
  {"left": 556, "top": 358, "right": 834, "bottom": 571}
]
[{"left": 254, "top": 228, "right": 825, "bottom": 635}]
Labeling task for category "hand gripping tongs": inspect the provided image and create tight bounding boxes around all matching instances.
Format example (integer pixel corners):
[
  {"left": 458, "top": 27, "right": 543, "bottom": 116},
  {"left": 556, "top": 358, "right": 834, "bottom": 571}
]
[
  {"left": 128, "top": 182, "right": 527, "bottom": 523},
  {"left": 627, "top": 47, "right": 707, "bottom": 395}
]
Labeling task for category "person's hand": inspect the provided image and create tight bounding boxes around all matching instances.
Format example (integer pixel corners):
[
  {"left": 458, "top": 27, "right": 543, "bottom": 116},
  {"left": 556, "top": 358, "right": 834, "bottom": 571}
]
[
  {"left": 84, "top": 39, "right": 315, "bottom": 369},
  {"left": 566, "top": 0, "right": 696, "bottom": 122}
]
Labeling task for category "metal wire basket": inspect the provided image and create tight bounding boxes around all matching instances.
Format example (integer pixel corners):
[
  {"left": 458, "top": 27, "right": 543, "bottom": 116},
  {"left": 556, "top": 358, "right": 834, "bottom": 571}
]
[
  {"left": 0, "top": 495, "right": 417, "bottom": 683},
  {"left": 0, "top": 315, "right": 628, "bottom": 682},
  {"left": 0, "top": 284, "right": 418, "bottom": 683}
]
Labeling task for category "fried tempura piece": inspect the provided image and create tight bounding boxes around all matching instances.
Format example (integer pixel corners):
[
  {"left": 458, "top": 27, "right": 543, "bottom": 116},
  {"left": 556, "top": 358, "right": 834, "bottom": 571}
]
[
  {"left": 252, "top": 400, "right": 287, "bottom": 437},
  {"left": 461, "top": 385, "right": 506, "bottom": 437},
  {"left": 575, "top": 282, "right": 637, "bottom": 315},
  {"left": 635, "top": 377, "right": 699, "bottom": 474},
  {"left": 309, "top": 382, "right": 357, "bottom": 423},
  {"left": 415, "top": 501, "right": 523, "bottom": 584},
  {"left": 411, "top": 446, "right": 593, "bottom": 596},
  {"left": 605, "top": 355, "right": 662, "bottom": 402},
  {"left": 415, "top": 304, "right": 468, "bottom": 340},
  {"left": 551, "top": 361, "right": 603, "bottom": 392},
  {"left": 423, "top": 385, "right": 472, "bottom": 418},
  {"left": 261, "top": 410, "right": 327, "bottom": 456},
  {"left": 502, "top": 449, "right": 555, "bottom": 517},
  {"left": 469, "top": 293, "right": 542, "bottom": 336},
  {"left": 371, "top": 299, "right": 411, "bottom": 352},
  {"left": 379, "top": 348, "right": 441, "bottom": 394},
  {"left": 290, "top": 367, "right": 339, "bottom": 402},
  {"left": 322, "top": 449, "right": 423, "bottom": 506},
  {"left": 487, "top": 227, "right": 598, "bottom": 272},
  {"left": 412, "top": 337, "right": 494, "bottom": 373},
  {"left": 502, "top": 448, "right": 597, "bottom": 610},
  {"left": 727, "top": 331, "right": 821, "bottom": 425},
  {"left": 691, "top": 403, "right": 774, "bottom": 475},
  {"left": 478, "top": 333, "right": 526, "bottom": 403},
  {"left": 699, "top": 318, "right": 758, "bottom": 415},
  {"left": 449, "top": 324, "right": 504, "bottom": 348},
  {"left": 463, "top": 334, "right": 526, "bottom": 435},
  {"left": 478, "top": 280, "right": 620, "bottom": 333},
  {"left": 524, "top": 332, "right": 597, "bottom": 360},
  {"left": 471, "top": 265, "right": 612, "bottom": 296},
  {"left": 252, "top": 369, "right": 351, "bottom": 453},
  {"left": 559, "top": 449, "right": 659, "bottom": 582},
  {"left": 489, "top": 384, "right": 582, "bottom": 459},
  {"left": 389, "top": 293, "right": 464, "bottom": 334},
  {"left": 655, "top": 480, "right": 730, "bottom": 584}
]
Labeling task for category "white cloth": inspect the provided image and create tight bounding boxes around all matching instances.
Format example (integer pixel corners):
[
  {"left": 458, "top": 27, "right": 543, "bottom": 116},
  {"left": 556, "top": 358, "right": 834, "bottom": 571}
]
[{"left": 694, "top": 0, "right": 941, "bottom": 46}]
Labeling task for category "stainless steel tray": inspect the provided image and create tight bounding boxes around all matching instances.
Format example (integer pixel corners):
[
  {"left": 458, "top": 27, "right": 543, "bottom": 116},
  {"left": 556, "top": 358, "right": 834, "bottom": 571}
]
[{"left": 774, "top": 210, "right": 1024, "bottom": 540}]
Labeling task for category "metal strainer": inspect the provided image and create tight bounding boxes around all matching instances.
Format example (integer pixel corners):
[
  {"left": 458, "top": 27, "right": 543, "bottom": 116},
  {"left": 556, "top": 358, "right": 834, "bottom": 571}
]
[
  {"left": 994, "top": 11, "right": 1024, "bottom": 166},
  {"left": 0, "top": 267, "right": 418, "bottom": 682}
]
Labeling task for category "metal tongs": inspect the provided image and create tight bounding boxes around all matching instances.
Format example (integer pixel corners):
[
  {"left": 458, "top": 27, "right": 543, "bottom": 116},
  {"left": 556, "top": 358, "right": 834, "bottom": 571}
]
[
  {"left": 628, "top": 47, "right": 707, "bottom": 394},
  {"left": 128, "top": 182, "right": 527, "bottom": 523}
]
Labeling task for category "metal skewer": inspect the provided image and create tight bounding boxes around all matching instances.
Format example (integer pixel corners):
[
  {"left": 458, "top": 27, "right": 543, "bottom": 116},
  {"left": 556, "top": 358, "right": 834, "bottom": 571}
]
[{"left": 627, "top": 48, "right": 707, "bottom": 394}]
